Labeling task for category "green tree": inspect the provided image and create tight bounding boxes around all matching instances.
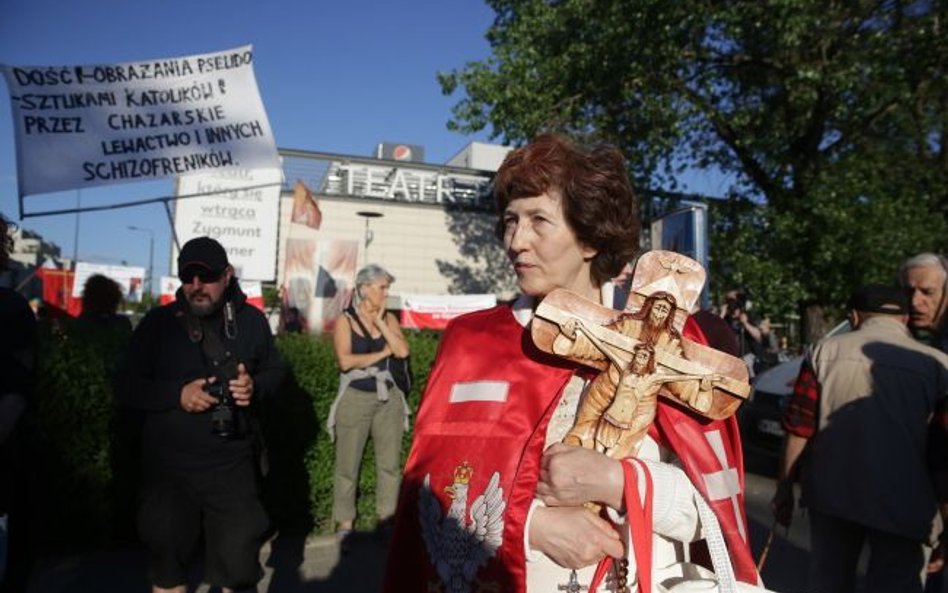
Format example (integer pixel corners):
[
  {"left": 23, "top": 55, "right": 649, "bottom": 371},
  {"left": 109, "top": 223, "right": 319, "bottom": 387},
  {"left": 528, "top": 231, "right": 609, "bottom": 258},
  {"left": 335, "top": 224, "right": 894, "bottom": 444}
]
[{"left": 441, "top": 0, "right": 947, "bottom": 339}]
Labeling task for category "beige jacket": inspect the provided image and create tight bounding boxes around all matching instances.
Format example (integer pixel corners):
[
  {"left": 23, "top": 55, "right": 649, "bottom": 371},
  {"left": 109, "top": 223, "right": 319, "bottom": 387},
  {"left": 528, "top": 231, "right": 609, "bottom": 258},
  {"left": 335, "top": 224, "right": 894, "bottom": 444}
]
[{"left": 803, "top": 316, "right": 948, "bottom": 541}]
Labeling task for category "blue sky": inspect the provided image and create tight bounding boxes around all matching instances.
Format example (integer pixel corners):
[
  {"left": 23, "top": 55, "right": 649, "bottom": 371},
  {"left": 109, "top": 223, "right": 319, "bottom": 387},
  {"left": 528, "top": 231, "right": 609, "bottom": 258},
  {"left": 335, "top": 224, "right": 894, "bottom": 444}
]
[
  {"left": 0, "top": 0, "right": 500, "bottom": 281},
  {"left": 0, "top": 0, "right": 731, "bottom": 285}
]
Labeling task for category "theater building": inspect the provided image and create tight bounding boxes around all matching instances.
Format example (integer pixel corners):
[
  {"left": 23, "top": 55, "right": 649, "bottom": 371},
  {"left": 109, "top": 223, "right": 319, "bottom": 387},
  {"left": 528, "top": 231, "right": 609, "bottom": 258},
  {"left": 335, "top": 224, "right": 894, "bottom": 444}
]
[
  {"left": 171, "top": 140, "right": 707, "bottom": 331},
  {"left": 171, "top": 141, "right": 513, "bottom": 331}
]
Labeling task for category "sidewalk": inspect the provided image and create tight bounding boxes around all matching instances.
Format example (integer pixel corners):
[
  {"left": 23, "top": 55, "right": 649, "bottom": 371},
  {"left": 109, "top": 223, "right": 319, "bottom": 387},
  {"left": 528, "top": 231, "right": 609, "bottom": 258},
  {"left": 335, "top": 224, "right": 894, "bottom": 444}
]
[
  {"left": 26, "top": 531, "right": 388, "bottom": 593},
  {"left": 24, "top": 469, "right": 822, "bottom": 593}
]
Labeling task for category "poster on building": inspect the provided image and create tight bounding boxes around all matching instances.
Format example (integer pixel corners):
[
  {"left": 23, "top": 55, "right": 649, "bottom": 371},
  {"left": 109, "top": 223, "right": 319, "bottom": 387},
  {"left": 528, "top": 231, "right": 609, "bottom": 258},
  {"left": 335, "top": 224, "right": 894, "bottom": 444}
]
[
  {"left": 400, "top": 294, "right": 496, "bottom": 330},
  {"left": 283, "top": 238, "right": 357, "bottom": 333},
  {"left": 283, "top": 238, "right": 315, "bottom": 323},
  {"left": 159, "top": 275, "right": 264, "bottom": 311},
  {"left": 173, "top": 166, "right": 282, "bottom": 281},
  {"left": 314, "top": 240, "right": 358, "bottom": 332},
  {"left": 2, "top": 45, "right": 280, "bottom": 197},
  {"left": 72, "top": 262, "right": 146, "bottom": 302}
]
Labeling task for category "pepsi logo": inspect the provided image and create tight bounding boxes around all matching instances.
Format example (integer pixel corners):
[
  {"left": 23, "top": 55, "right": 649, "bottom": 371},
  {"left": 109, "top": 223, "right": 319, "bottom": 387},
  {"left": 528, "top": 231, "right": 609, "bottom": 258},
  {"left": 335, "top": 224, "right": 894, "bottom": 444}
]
[{"left": 393, "top": 145, "right": 412, "bottom": 161}]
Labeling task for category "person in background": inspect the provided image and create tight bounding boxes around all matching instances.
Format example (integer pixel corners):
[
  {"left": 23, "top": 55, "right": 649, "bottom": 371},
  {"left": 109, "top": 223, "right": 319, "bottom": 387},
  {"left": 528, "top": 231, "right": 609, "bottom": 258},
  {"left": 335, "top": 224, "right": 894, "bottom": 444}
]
[
  {"left": 757, "top": 317, "right": 781, "bottom": 371},
  {"left": 0, "top": 213, "right": 37, "bottom": 592},
  {"left": 692, "top": 305, "right": 741, "bottom": 358},
  {"left": 900, "top": 254, "right": 948, "bottom": 592},
  {"left": 71, "top": 273, "right": 136, "bottom": 540},
  {"left": 719, "top": 289, "right": 764, "bottom": 376},
  {"left": 76, "top": 273, "right": 132, "bottom": 335},
  {"left": 27, "top": 298, "right": 41, "bottom": 319},
  {"left": 901, "top": 253, "right": 948, "bottom": 354},
  {"left": 773, "top": 284, "right": 948, "bottom": 593},
  {"left": 328, "top": 264, "right": 410, "bottom": 550},
  {"left": 118, "top": 237, "right": 284, "bottom": 593},
  {"left": 281, "top": 306, "right": 305, "bottom": 334}
]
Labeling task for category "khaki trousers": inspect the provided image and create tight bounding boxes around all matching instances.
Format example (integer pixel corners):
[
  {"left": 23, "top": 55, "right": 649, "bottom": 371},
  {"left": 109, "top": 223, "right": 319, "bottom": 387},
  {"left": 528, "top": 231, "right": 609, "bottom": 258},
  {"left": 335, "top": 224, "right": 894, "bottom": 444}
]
[{"left": 332, "top": 385, "right": 405, "bottom": 523}]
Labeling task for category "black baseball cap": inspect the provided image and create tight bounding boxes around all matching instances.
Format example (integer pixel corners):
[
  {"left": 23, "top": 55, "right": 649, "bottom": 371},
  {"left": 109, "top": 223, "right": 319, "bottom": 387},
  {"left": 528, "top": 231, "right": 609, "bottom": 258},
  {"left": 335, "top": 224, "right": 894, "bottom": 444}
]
[
  {"left": 847, "top": 284, "right": 908, "bottom": 315},
  {"left": 177, "top": 237, "right": 229, "bottom": 282}
]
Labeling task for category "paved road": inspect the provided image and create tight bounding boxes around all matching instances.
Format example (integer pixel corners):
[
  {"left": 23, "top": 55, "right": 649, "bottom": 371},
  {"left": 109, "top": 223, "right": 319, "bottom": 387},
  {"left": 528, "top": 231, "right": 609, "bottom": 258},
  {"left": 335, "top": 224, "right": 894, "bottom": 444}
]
[
  {"left": 21, "top": 465, "right": 830, "bottom": 593},
  {"left": 744, "top": 466, "right": 811, "bottom": 593}
]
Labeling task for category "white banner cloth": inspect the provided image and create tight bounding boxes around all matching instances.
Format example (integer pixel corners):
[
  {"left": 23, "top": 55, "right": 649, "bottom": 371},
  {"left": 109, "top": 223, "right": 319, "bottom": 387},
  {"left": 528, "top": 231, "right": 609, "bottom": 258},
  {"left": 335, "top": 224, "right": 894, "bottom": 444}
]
[{"left": 2, "top": 45, "right": 279, "bottom": 196}]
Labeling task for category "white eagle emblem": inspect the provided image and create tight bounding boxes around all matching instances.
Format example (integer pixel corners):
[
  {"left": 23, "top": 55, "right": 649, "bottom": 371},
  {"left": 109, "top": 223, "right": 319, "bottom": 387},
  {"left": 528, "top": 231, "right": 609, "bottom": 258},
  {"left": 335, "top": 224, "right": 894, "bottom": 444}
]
[{"left": 419, "top": 462, "right": 506, "bottom": 593}]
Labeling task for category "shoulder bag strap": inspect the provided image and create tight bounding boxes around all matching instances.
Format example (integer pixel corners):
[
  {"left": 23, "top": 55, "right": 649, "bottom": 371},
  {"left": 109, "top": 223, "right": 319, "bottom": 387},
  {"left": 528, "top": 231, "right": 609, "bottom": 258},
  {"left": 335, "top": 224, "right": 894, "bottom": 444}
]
[{"left": 347, "top": 307, "right": 384, "bottom": 353}]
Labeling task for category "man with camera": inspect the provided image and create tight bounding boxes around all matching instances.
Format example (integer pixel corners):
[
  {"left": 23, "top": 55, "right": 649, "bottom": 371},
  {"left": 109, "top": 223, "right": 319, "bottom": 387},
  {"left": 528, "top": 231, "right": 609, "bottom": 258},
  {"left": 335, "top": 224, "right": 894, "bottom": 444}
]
[
  {"left": 118, "top": 236, "right": 284, "bottom": 593},
  {"left": 719, "top": 288, "right": 764, "bottom": 375}
]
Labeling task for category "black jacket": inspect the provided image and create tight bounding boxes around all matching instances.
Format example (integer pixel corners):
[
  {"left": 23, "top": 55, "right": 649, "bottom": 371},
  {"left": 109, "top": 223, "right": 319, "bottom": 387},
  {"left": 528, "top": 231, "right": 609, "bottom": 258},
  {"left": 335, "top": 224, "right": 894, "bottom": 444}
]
[
  {"left": 117, "top": 279, "right": 284, "bottom": 469},
  {"left": 0, "top": 287, "right": 36, "bottom": 512}
]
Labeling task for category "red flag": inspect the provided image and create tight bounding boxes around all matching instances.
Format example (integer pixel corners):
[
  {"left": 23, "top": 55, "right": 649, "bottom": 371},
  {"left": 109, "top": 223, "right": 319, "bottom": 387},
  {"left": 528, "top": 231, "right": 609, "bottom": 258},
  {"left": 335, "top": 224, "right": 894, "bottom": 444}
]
[
  {"left": 651, "top": 317, "right": 760, "bottom": 585},
  {"left": 37, "top": 268, "right": 80, "bottom": 317},
  {"left": 291, "top": 180, "right": 321, "bottom": 230}
]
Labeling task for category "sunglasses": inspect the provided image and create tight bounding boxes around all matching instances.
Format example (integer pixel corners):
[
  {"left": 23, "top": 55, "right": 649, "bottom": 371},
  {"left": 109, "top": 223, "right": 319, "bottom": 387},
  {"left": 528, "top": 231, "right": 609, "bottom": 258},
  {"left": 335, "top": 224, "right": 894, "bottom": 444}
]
[{"left": 179, "top": 267, "right": 224, "bottom": 284}]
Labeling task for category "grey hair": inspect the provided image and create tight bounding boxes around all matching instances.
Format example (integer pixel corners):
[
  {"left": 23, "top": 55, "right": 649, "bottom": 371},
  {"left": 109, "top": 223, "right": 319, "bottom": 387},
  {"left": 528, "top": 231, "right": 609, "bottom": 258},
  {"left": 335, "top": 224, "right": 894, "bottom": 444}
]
[
  {"left": 353, "top": 264, "right": 395, "bottom": 304},
  {"left": 899, "top": 253, "right": 948, "bottom": 284}
]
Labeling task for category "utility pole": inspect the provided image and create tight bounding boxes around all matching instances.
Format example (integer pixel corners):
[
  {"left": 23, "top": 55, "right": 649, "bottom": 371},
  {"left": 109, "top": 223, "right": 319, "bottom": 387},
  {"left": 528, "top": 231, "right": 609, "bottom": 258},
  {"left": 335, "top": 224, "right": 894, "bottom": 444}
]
[{"left": 127, "top": 225, "right": 155, "bottom": 297}]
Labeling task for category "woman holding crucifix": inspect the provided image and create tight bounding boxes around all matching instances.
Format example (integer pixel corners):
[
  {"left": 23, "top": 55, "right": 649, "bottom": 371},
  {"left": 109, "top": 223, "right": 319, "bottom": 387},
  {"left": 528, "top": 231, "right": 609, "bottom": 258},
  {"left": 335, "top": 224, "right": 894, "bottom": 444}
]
[{"left": 383, "top": 134, "right": 773, "bottom": 593}]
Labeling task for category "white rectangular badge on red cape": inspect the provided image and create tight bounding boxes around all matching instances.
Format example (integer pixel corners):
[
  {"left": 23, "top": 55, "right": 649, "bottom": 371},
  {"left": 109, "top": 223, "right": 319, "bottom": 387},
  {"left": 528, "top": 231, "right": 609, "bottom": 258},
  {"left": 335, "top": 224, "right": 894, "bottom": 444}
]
[{"left": 449, "top": 381, "right": 509, "bottom": 404}]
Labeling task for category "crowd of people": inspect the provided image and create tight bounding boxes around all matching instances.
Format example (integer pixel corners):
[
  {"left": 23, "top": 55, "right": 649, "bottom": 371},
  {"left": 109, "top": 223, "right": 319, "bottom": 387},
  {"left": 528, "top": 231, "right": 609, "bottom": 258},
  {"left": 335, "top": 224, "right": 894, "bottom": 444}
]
[
  {"left": 773, "top": 256, "right": 948, "bottom": 593},
  {"left": 0, "top": 132, "right": 946, "bottom": 593}
]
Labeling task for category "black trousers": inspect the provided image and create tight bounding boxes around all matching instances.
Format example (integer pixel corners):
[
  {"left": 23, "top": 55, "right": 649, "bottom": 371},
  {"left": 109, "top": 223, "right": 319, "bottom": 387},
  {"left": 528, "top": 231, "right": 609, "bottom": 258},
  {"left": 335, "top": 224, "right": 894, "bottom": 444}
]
[{"left": 137, "top": 456, "right": 269, "bottom": 589}]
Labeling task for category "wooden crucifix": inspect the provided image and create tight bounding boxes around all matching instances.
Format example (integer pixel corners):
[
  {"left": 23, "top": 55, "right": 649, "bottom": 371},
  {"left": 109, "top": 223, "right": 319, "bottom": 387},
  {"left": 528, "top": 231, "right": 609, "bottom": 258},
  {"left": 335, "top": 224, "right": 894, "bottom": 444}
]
[{"left": 532, "top": 251, "right": 751, "bottom": 460}]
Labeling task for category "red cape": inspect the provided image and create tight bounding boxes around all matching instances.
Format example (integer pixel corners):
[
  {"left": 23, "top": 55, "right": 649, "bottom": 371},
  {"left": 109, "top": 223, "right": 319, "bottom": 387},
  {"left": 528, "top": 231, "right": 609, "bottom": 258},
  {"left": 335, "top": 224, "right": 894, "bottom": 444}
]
[{"left": 383, "top": 306, "right": 759, "bottom": 592}]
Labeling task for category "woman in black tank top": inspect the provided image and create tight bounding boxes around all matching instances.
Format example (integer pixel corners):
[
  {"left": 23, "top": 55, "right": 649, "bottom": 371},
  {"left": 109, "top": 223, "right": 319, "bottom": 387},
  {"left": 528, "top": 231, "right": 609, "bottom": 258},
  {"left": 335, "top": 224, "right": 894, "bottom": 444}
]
[{"left": 330, "top": 264, "right": 410, "bottom": 549}]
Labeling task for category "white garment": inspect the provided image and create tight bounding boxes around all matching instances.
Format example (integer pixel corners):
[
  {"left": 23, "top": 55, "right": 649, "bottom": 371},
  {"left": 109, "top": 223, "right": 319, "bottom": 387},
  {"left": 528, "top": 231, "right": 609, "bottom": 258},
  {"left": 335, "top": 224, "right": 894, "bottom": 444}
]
[{"left": 515, "top": 288, "right": 776, "bottom": 593}]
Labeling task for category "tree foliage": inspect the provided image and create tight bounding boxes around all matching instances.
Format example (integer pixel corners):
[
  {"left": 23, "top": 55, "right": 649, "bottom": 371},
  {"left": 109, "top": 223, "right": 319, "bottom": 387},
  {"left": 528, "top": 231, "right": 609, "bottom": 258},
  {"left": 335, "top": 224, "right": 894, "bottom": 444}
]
[{"left": 440, "top": 0, "right": 947, "bottom": 330}]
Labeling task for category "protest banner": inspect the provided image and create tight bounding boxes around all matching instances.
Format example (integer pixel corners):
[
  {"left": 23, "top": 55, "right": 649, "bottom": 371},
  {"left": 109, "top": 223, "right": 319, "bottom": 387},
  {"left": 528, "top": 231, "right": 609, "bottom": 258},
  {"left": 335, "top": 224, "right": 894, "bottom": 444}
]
[
  {"left": 174, "top": 166, "right": 283, "bottom": 281},
  {"left": 2, "top": 45, "right": 279, "bottom": 198},
  {"left": 400, "top": 293, "right": 496, "bottom": 330},
  {"left": 72, "top": 262, "right": 146, "bottom": 302}
]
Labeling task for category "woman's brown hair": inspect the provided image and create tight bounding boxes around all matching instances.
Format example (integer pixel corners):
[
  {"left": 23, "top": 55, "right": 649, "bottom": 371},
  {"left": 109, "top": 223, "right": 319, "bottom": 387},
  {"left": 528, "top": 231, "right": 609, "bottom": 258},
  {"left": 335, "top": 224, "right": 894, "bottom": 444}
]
[{"left": 493, "top": 133, "right": 640, "bottom": 285}]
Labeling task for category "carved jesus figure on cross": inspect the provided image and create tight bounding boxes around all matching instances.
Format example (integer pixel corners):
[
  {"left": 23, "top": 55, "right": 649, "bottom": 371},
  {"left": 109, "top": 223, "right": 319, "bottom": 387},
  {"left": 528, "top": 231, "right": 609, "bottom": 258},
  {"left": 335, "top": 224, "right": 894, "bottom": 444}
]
[
  {"left": 560, "top": 319, "right": 723, "bottom": 459},
  {"left": 531, "top": 251, "right": 751, "bottom": 462}
]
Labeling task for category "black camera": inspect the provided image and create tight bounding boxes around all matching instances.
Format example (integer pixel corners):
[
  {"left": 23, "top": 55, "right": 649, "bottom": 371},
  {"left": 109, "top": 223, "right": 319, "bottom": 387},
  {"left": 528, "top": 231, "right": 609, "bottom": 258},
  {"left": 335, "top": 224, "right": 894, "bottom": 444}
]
[{"left": 205, "top": 381, "right": 237, "bottom": 439}]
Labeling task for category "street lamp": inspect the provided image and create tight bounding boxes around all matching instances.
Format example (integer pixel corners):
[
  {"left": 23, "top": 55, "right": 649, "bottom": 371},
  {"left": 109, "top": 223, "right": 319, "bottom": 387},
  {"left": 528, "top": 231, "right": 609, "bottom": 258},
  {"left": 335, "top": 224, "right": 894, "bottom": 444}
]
[
  {"left": 356, "top": 211, "right": 384, "bottom": 264},
  {"left": 127, "top": 225, "right": 154, "bottom": 297}
]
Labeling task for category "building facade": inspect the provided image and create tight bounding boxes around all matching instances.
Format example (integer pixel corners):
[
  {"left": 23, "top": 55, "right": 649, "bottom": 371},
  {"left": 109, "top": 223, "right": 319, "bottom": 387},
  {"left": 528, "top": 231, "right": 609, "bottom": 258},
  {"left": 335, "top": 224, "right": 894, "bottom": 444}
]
[
  {"left": 170, "top": 141, "right": 515, "bottom": 331},
  {"left": 272, "top": 143, "right": 515, "bottom": 330}
]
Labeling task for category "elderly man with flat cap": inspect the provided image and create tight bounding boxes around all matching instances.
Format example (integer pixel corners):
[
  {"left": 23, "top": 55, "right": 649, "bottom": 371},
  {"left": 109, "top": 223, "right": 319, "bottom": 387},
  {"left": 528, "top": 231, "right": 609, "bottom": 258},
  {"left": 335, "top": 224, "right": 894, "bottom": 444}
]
[
  {"left": 118, "top": 236, "right": 284, "bottom": 593},
  {"left": 772, "top": 285, "right": 948, "bottom": 593}
]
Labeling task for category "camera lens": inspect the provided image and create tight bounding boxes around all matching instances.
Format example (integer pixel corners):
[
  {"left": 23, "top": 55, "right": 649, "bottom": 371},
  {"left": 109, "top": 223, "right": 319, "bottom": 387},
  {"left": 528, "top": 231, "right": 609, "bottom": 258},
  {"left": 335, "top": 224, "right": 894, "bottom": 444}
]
[{"left": 211, "top": 403, "right": 236, "bottom": 438}]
